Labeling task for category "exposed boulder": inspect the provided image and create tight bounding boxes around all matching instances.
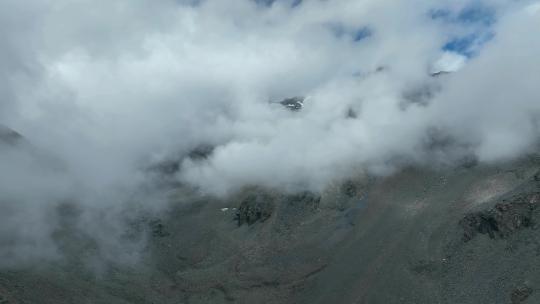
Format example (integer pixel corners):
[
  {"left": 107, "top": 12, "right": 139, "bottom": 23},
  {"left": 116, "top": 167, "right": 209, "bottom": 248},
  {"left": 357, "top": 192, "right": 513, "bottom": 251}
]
[
  {"left": 460, "top": 193, "right": 540, "bottom": 241},
  {"left": 511, "top": 285, "right": 533, "bottom": 304}
]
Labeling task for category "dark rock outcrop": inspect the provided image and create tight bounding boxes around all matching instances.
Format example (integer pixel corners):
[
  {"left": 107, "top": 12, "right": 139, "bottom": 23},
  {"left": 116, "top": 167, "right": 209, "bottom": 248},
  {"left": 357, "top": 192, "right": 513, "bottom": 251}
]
[
  {"left": 277, "top": 97, "right": 304, "bottom": 111},
  {"left": 150, "top": 219, "right": 170, "bottom": 237},
  {"left": 282, "top": 192, "right": 321, "bottom": 216},
  {"left": 235, "top": 193, "right": 275, "bottom": 226},
  {"left": 274, "top": 192, "right": 321, "bottom": 230},
  {"left": 345, "top": 108, "right": 358, "bottom": 119},
  {"left": 0, "top": 125, "right": 23, "bottom": 146},
  {"left": 534, "top": 171, "right": 540, "bottom": 182},
  {"left": 153, "top": 159, "right": 181, "bottom": 175},
  {"left": 401, "top": 85, "right": 436, "bottom": 109},
  {"left": 460, "top": 193, "right": 540, "bottom": 241},
  {"left": 149, "top": 145, "right": 214, "bottom": 176},
  {"left": 341, "top": 181, "right": 358, "bottom": 198},
  {"left": 188, "top": 145, "right": 214, "bottom": 161},
  {"left": 511, "top": 285, "right": 533, "bottom": 304},
  {"left": 430, "top": 70, "right": 451, "bottom": 77}
]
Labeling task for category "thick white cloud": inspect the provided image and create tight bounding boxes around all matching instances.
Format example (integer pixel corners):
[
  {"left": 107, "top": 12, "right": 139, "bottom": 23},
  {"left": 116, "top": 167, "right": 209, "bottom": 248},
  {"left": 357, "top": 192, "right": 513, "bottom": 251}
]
[{"left": 0, "top": 0, "right": 539, "bottom": 264}]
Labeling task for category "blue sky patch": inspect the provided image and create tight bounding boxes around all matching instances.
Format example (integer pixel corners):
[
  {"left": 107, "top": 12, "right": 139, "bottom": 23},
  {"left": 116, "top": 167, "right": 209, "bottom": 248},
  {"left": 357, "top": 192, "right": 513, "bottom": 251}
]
[
  {"left": 443, "top": 34, "right": 478, "bottom": 56},
  {"left": 431, "top": 3, "right": 496, "bottom": 57},
  {"left": 430, "top": 3, "right": 496, "bottom": 25},
  {"left": 443, "top": 32, "right": 494, "bottom": 57},
  {"left": 457, "top": 5, "right": 496, "bottom": 25}
]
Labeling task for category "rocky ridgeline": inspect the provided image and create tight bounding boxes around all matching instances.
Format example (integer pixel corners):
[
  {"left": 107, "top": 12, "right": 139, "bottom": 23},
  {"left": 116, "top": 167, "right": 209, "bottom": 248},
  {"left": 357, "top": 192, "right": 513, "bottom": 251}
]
[
  {"left": 234, "top": 190, "right": 322, "bottom": 227},
  {"left": 460, "top": 192, "right": 540, "bottom": 241}
]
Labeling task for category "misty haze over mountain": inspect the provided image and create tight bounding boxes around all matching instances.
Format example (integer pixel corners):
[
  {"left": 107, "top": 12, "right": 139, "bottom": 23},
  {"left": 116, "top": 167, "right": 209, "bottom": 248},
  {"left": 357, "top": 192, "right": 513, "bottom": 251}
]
[{"left": 1, "top": 1, "right": 540, "bottom": 303}]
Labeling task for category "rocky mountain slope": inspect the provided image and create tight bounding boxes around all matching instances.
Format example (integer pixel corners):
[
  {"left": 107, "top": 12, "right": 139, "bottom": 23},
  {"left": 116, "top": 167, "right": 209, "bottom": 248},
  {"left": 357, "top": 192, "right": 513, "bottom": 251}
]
[{"left": 1, "top": 141, "right": 540, "bottom": 303}]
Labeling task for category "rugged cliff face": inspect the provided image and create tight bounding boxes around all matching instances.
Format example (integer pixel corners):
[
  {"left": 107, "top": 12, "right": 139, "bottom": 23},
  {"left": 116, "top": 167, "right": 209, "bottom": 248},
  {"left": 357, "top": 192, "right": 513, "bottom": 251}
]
[{"left": 1, "top": 155, "right": 540, "bottom": 304}]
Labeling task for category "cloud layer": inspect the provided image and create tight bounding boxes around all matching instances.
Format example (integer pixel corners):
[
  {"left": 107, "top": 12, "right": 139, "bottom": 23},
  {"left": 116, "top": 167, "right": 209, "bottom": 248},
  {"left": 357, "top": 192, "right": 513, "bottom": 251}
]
[{"left": 1, "top": 0, "right": 539, "bottom": 265}]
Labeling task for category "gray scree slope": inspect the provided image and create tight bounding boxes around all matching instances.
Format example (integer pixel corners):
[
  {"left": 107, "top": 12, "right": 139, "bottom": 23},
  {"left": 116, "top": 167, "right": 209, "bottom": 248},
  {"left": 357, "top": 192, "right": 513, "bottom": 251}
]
[{"left": 1, "top": 155, "right": 540, "bottom": 304}]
